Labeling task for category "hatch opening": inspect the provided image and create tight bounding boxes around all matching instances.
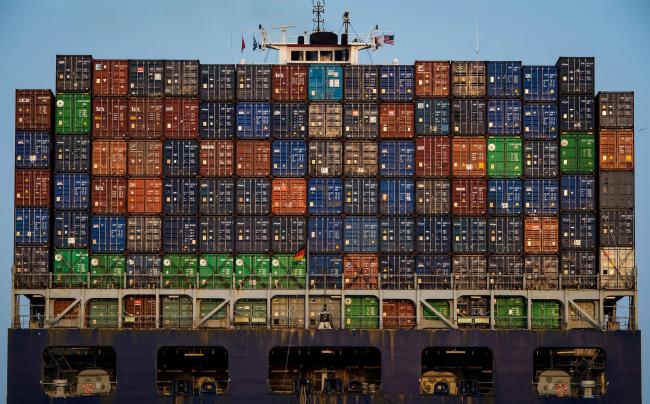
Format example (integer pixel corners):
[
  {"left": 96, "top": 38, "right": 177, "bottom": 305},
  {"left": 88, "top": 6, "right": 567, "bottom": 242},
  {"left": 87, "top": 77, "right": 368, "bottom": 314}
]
[
  {"left": 534, "top": 347, "right": 606, "bottom": 398},
  {"left": 156, "top": 347, "right": 229, "bottom": 396},
  {"left": 42, "top": 346, "right": 116, "bottom": 397},
  {"left": 421, "top": 347, "right": 493, "bottom": 396}
]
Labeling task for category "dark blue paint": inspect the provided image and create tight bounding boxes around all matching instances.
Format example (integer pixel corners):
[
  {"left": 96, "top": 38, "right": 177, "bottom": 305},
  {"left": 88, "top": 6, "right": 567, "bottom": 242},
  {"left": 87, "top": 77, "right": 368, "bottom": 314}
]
[
  {"left": 487, "top": 99, "right": 522, "bottom": 135},
  {"left": 15, "top": 132, "right": 50, "bottom": 169},
  {"left": 452, "top": 217, "right": 487, "bottom": 253},
  {"left": 163, "top": 216, "right": 199, "bottom": 253},
  {"left": 308, "top": 254, "right": 343, "bottom": 289},
  {"left": 415, "top": 217, "right": 451, "bottom": 253},
  {"left": 522, "top": 65, "right": 557, "bottom": 102},
  {"left": 487, "top": 61, "right": 522, "bottom": 97},
  {"left": 91, "top": 216, "right": 126, "bottom": 253},
  {"left": 343, "top": 216, "right": 379, "bottom": 252},
  {"left": 54, "top": 173, "right": 90, "bottom": 210},
  {"left": 308, "top": 178, "right": 343, "bottom": 214},
  {"left": 199, "top": 179, "right": 234, "bottom": 215},
  {"left": 308, "top": 216, "right": 342, "bottom": 253},
  {"left": 236, "top": 102, "right": 271, "bottom": 139},
  {"left": 379, "top": 179, "right": 414, "bottom": 215},
  {"left": 163, "top": 140, "right": 199, "bottom": 177},
  {"left": 414, "top": 99, "right": 450, "bottom": 135},
  {"left": 487, "top": 179, "right": 523, "bottom": 215},
  {"left": 561, "top": 175, "right": 596, "bottom": 211},
  {"left": 163, "top": 178, "right": 198, "bottom": 215},
  {"left": 271, "top": 103, "right": 307, "bottom": 139},
  {"left": 199, "top": 102, "right": 236, "bottom": 139},
  {"left": 523, "top": 104, "right": 558, "bottom": 140},
  {"left": 524, "top": 179, "right": 559, "bottom": 215},
  {"left": 379, "top": 65, "right": 414, "bottom": 101},
  {"left": 378, "top": 141, "right": 415, "bottom": 176},
  {"left": 53, "top": 211, "right": 89, "bottom": 248},
  {"left": 271, "top": 140, "right": 307, "bottom": 176},
  {"left": 14, "top": 208, "right": 49, "bottom": 245}
]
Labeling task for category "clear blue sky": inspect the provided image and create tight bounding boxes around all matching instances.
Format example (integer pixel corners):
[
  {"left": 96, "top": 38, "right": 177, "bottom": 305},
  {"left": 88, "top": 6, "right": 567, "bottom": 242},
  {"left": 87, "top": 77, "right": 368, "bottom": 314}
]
[{"left": 0, "top": 0, "right": 648, "bottom": 400}]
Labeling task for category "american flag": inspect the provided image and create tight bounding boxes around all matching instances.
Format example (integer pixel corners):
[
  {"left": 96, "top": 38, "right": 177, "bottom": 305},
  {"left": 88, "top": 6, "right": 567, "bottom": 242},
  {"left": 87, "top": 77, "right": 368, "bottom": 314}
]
[{"left": 383, "top": 34, "right": 395, "bottom": 45}]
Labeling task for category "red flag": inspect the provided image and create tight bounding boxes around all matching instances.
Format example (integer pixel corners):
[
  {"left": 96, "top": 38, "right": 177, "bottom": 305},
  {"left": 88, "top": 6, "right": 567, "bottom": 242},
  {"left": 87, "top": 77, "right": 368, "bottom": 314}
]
[
  {"left": 293, "top": 245, "right": 306, "bottom": 261},
  {"left": 241, "top": 33, "right": 246, "bottom": 53}
]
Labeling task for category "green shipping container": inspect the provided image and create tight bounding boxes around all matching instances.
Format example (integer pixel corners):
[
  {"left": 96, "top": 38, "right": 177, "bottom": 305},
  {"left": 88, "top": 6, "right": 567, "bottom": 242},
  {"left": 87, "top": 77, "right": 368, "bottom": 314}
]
[
  {"left": 234, "top": 255, "right": 270, "bottom": 289},
  {"left": 234, "top": 299, "right": 267, "bottom": 327},
  {"left": 271, "top": 255, "right": 306, "bottom": 289},
  {"left": 494, "top": 296, "right": 527, "bottom": 329},
  {"left": 87, "top": 299, "right": 118, "bottom": 328},
  {"left": 90, "top": 254, "right": 125, "bottom": 288},
  {"left": 344, "top": 296, "right": 379, "bottom": 329},
  {"left": 53, "top": 248, "right": 89, "bottom": 287},
  {"left": 55, "top": 93, "right": 91, "bottom": 134},
  {"left": 560, "top": 133, "right": 595, "bottom": 173},
  {"left": 531, "top": 300, "right": 562, "bottom": 329},
  {"left": 422, "top": 300, "right": 451, "bottom": 321},
  {"left": 487, "top": 137, "right": 522, "bottom": 178},
  {"left": 161, "top": 296, "right": 193, "bottom": 328},
  {"left": 162, "top": 255, "right": 197, "bottom": 288},
  {"left": 199, "top": 299, "right": 228, "bottom": 322},
  {"left": 199, "top": 254, "right": 233, "bottom": 289}
]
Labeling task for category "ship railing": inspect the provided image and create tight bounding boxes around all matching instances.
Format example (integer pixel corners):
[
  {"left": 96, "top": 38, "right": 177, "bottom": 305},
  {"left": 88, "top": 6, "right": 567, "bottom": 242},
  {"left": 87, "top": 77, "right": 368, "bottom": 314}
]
[
  {"left": 524, "top": 273, "right": 560, "bottom": 290},
  {"left": 14, "top": 312, "right": 46, "bottom": 329},
  {"left": 12, "top": 272, "right": 49, "bottom": 289},
  {"left": 42, "top": 381, "right": 117, "bottom": 397},
  {"left": 381, "top": 315, "right": 417, "bottom": 329},
  {"left": 532, "top": 381, "right": 606, "bottom": 398},
  {"left": 271, "top": 377, "right": 381, "bottom": 395},
  {"left": 126, "top": 273, "right": 161, "bottom": 289},
  {"left": 560, "top": 274, "right": 600, "bottom": 290},
  {"left": 155, "top": 380, "right": 229, "bottom": 396},
  {"left": 343, "top": 274, "right": 379, "bottom": 290},
  {"left": 599, "top": 274, "right": 636, "bottom": 290},
  {"left": 308, "top": 274, "right": 343, "bottom": 290},
  {"left": 415, "top": 274, "right": 453, "bottom": 290},
  {"left": 604, "top": 314, "right": 634, "bottom": 331}
]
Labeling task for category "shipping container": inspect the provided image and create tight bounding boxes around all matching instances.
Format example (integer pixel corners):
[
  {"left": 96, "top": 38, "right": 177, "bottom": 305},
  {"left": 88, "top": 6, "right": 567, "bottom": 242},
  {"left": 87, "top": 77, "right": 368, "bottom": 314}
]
[
  {"left": 271, "top": 140, "right": 307, "bottom": 176},
  {"left": 421, "top": 299, "right": 452, "bottom": 324},
  {"left": 452, "top": 217, "right": 487, "bottom": 253},
  {"left": 91, "top": 216, "right": 126, "bottom": 253},
  {"left": 597, "top": 92, "right": 634, "bottom": 128},
  {"left": 344, "top": 103, "right": 379, "bottom": 139},
  {"left": 452, "top": 179, "right": 487, "bottom": 215},
  {"left": 271, "top": 217, "right": 306, "bottom": 253},
  {"left": 91, "top": 178, "right": 127, "bottom": 214},
  {"left": 414, "top": 61, "right": 450, "bottom": 97},
  {"left": 234, "top": 256, "right": 270, "bottom": 289},
  {"left": 560, "top": 213, "right": 597, "bottom": 250},
  {"left": 600, "top": 247, "right": 635, "bottom": 289},
  {"left": 199, "top": 102, "right": 236, "bottom": 139},
  {"left": 270, "top": 296, "right": 305, "bottom": 327},
  {"left": 525, "top": 255, "right": 559, "bottom": 290},
  {"left": 164, "top": 98, "right": 199, "bottom": 138},
  {"left": 453, "top": 256, "right": 488, "bottom": 290},
  {"left": 522, "top": 65, "right": 557, "bottom": 102},
  {"left": 344, "top": 65, "right": 378, "bottom": 101},
  {"left": 379, "top": 103, "right": 414, "bottom": 138},
  {"left": 55, "top": 93, "right": 91, "bottom": 134},
  {"left": 343, "top": 255, "right": 379, "bottom": 290},
  {"left": 451, "top": 61, "right": 486, "bottom": 97},
  {"left": 164, "top": 60, "right": 199, "bottom": 97},
  {"left": 599, "top": 129, "right": 634, "bottom": 170},
  {"left": 127, "top": 216, "right": 162, "bottom": 253},
  {"left": 380, "top": 217, "right": 415, "bottom": 252},
  {"left": 199, "top": 217, "right": 234, "bottom": 253},
  {"left": 235, "top": 140, "right": 270, "bottom": 177},
  {"left": 163, "top": 140, "right": 199, "bottom": 177},
  {"left": 235, "top": 179, "right": 270, "bottom": 215},
  {"left": 378, "top": 141, "right": 415, "bottom": 176},
  {"left": 56, "top": 55, "right": 92, "bottom": 92},
  {"left": 308, "top": 216, "right": 342, "bottom": 253},
  {"left": 92, "top": 60, "right": 129, "bottom": 96},
  {"left": 523, "top": 104, "right": 558, "bottom": 140},
  {"left": 160, "top": 296, "right": 194, "bottom": 327},
  {"left": 53, "top": 249, "right": 88, "bottom": 287},
  {"left": 199, "top": 140, "right": 234, "bottom": 177},
  {"left": 126, "top": 98, "right": 163, "bottom": 138},
  {"left": 561, "top": 175, "right": 595, "bottom": 211},
  {"left": 382, "top": 299, "right": 416, "bottom": 328},
  {"left": 380, "top": 65, "right": 414, "bottom": 101},
  {"left": 494, "top": 296, "right": 527, "bottom": 328},
  {"left": 344, "top": 296, "right": 379, "bottom": 329},
  {"left": 197, "top": 298, "right": 229, "bottom": 327},
  {"left": 127, "top": 140, "right": 162, "bottom": 176},
  {"left": 15, "top": 90, "right": 53, "bottom": 131},
  {"left": 127, "top": 178, "right": 163, "bottom": 214},
  {"left": 53, "top": 173, "right": 90, "bottom": 210},
  {"left": 524, "top": 217, "right": 559, "bottom": 253},
  {"left": 271, "top": 65, "right": 307, "bottom": 101},
  {"left": 236, "top": 102, "right": 271, "bottom": 139},
  {"left": 415, "top": 180, "right": 450, "bottom": 215},
  {"left": 487, "top": 61, "right": 522, "bottom": 97},
  {"left": 560, "top": 133, "right": 595, "bottom": 173},
  {"left": 54, "top": 134, "right": 89, "bottom": 172},
  {"left": 344, "top": 179, "right": 378, "bottom": 215},
  {"left": 560, "top": 251, "right": 597, "bottom": 289},
  {"left": 308, "top": 65, "right": 343, "bottom": 100},
  {"left": 308, "top": 178, "right": 343, "bottom": 214},
  {"left": 560, "top": 95, "right": 595, "bottom": 133},
  {"left": 343, "top": 217, "right": 379, "bottom": 253},
  {"left": 556, "top": 57, "right": 595, "bottom": 95},
  {"left": 15, "top": 170, "right": 50, "bottom": 207},
  {"left": 162, "top": 255, "right": 197, "bottom": 288},
  {"left": 90, "top": 254, "right": 125, "bottom": 288},
  {"left": 487, "top": 99, "right": 522, "bottom": 135},
  {"left": 488, "top": 256, "right": 524, "bottom": 290},
  {"left": 16, "top": 132, "right": 50, "bottom": 169},
  {"left": 452, "top": 99, "right": 486, "bottom": 135},
  {"left": 308, "top": 103, "right": 342, "bottom": 138},
  {"left": 488, "top": 217, "right": 523, "bottom": 254},
  {"left": 308, "top": 255, "right": 342, "bottom": 289},
  {"left": 92, "top": 140, "right": 127, "bottom": 176},
  {"left": 270, "top": 255, "right": 306, "bottom": 289},
  {"left": 416, "top": 255, "right": 451, "bottom": 290},
  {"left": 199, "top": 64, "right": 236, "bottom": 101},
  {"left": 309, "top": 140, "right": 342, "bottom": 176},
  {"left": 271, "top": 178, "right": 306, "bottom": 215},
  {"left": 343, "top": 141, "right": 377, "bottom": 176},
  {"left": 92, "top": 97, "right": 128, "bottom": 138},
  {"left": 87, "top": 299, "right": 119, "bottom": 328},
  {"left": 524, "top": 179, "right": 559, "bottom": 215},
  {"left": 235, "top": 217, "right": 271, "bottom": 253},
  {"left": 452, "top": 137, "right": 486, "bottom": 178},
  {"left": 414, "top": 99, "right": 450, "bottom": 135},
  {"left": 234, "top": 299, "right": 267, "bottom": 326},
  {"left": 236, "top": 65, "right": 272, "bottom": 101},
  {"left": 600, "top": 209, "right": 634, "bottom": 247},
  {"left": 487, "top": 137, "right": 522, "bottom": 177},
  {"left": 415, "top": 217, "right": 451, "bottom": 253},
  {"left": 126, "top": 255, "right": 161, "bottom": 289},
  {"left": 523, "top": 141, "right": 558, "bottom": 178},
  {"left": 128, "top": 60, "right": 164, "bottom": 96},
  {"left": 382, "top": 256, "right": 415, "bottom": 290},
  {"left": 123, "top": 296, "right": 156, "bottom": 329},
  {"left": 600, "top": 172, "right": 634, "bottom": 209},
  {"left": 379, "top": 179, "right": 414, "bottom": 215},
  {"left": 53, "top": 211, "right": 88, "bottom": 248},
  {"left": 14, "top": 245, "right": 49, "bottom": 275},
  {"left": 163, "top": 178, "right": 199, "bottom": 215},
  {"left": 199, "top": 179, "right": 234, "bottom": 215},
  {"left": 271, "top": 103, "right": 307, "bottom": 139},
  {"left": 199, "top": 255, "right": 233, "bottom": 288},
  {"left": 487, "top": 179, "right": 522, "bottom": 215},
  {"left": 163, "top": 217, "right": 198, "bottom": 253}
]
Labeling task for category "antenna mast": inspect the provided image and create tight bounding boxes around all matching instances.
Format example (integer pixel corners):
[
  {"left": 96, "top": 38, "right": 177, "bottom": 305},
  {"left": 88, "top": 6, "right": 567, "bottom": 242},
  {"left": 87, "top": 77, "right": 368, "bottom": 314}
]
[{"left": 312, "top": 0, "right": 325, "bottom": 32}]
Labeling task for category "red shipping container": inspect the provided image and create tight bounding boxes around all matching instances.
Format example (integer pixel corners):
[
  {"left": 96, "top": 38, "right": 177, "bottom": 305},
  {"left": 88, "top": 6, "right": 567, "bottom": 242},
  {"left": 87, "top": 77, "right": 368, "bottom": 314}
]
[
  {"left": 92, "top": 140, "right": 127, "bottom": 176},
  {"left": 92, "top": 97, "right": 128, "bottom": 138},
  {"left": 93, "top": 60, "right": 129, "bottom": 96},
  {"left": 128, "top": 141, "right": 163, "bottom": 176},
  {"left": 123, "top": 296, "right": 156, "bottom": 329},
  {"left": 15, "top": 89, "right": 53, "bottom": 131},
  {"left": 272, "top": 65, "right": 307, "bottom": 101},
  {"left": 382, "top": 299, "right": 416, "bottom": 329},
  {"left": 452, "top": 179, "right": 487, "bottom": 215},
  {"left": 91, "top": 178, "right": 127, "bottom": 214},
  {"left": 415, "top": 136, "right": 450, "bottom": 177},
  {"left": 599, "top": 130, "right": 634, "bottom": 171},
  {"left": 343, "top": 254, "right": 379, "bottom": 290},
  {"left": 415, "top": 61, "right": 450, "bottom": 97},
  {"left": 15, "top": 170, "right": 50, "bottom": 207},
  {"left": 452, "top": 137, "right": 486, "bottom": 177},
  {"left": 199, "top": 140, "right": 234, "bottom": 177},
  {"left": 164, "top": 98, "right": 199, "bottom": 138},
  {"left": 271, "top": 178, "right": 307, "bottom": 215},
  {"left": 379, "top": 103, "right": 414, "bottom": 138},
  {"left": 127, "top": 98, "right": 163, "bottom": 139},
  {"left": 524, "top": 217, "right": 559, "bottom": 254},
  {"left": 236, "top": 140, "right": 270, "bottom": 177},
  {"left": 127, "top": 178, "right": 163, "bottom": 214}
]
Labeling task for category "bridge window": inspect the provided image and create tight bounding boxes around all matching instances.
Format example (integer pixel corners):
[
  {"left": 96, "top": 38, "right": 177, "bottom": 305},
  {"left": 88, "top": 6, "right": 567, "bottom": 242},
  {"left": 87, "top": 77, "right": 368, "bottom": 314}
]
[
  {"left": 157, "top": 347, "right": 229, "bottom": 396},
  {"left": 290, "top": 51, "right": 304, "bottom": 61},
  {"left": 533, "top": 347, "right": 606, "bottom": 398},
  {"left": 42, "top": 346, "right": 116, "bottom": 397},
  {"left": 421, "top": 347, "right": 493, "bottom": 396}
]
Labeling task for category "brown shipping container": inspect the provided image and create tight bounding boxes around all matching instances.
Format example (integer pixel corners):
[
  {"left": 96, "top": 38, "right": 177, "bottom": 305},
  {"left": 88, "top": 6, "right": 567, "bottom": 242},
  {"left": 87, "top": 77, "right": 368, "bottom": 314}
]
[
  {"left": 123, "top": 296, "right": 156, "bottom": 329},
  {"left": 92, "top": 97, "right": 128, "bottom": 138},
  {"left": 92, "top": 140, "right": 127, "bottom": 176},
  {"left": 236, "top": 140, "right": 271, "bottom": 177},
  {"left": 382, "top": 299, "right": 416, "bottom": 329},
  {"left": 15, "top": 170, "right": 50, "bottom": 207},
  {"left": 380, "top": 104, "right": 414, "bottom": 138},
  {"left": 200, "top": 140, "right": 234, "bottom": 177},
  {"left": 127, "top": 98, "right": 163, "bottom": 138},
  {"left": 271, "top": 178, "right": 307, "bottom": 215},
  {"left": 128, "top": 178, "right": 163, "bottom": 214},
  {"left": 451, "top": 61, "right": 486, "bottom": 97},
  {"left": 52, "top": 299, "right": 81, "bottom": 328},
  {"left": 415, "top": 61, "right": 450, "bottom": 97},
  {"left": 308, "top": 104, "right": 342, "bottom": 138},
  {"left": 416, "top": 136, "right": 451, "bottom": 177},
  {"left": 272, "top": 65, "right": 307, "bottom": 101},
  {"left": 452, "top": 179, "right": 487, "bottom": 215},
  {"left": 128, "top": 141, "right": 163, "bottom": 176},
  {"left": 525, "top": 217, "right": 559, "bottom": 254},
  {"left": 309, "top": 141, "right": 343, "bottom": 176},
  {"left": 599, "top": 130, "right": 634, "bottom": 171},
  {"left": 15, "top": 90, "right": 53, "bottom": 131},
  {"left": 343, "top": 254, "right": 379, "bottom": 290},
  {"left": 452, "top": 137, "right": 486, "bottom": 177},
  {"left": 91, "top": 178, "right": 127, "bottom": 214},
  {"left": 93, "top": 60, "right": 129, "bottom": 96},
  {"left": 344, "top": 141, "right": 378, "bottom": 176},
  {"left": 164, "top": 98, "right": 199, "bottom": 138}
]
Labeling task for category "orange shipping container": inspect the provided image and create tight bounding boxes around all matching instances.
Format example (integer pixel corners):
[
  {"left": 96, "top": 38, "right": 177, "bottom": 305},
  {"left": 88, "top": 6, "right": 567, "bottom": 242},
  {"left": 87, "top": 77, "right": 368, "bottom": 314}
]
[
  {"left": 91, "top": 178, "right": 127, "bottom": 214},
  {"left": 236, "top": 140, "right": 270, "bottom": 177},
  {"left": 164, "top": 98, "right": 199, "bottom": 138},
  {"left": 15, "top": 170, "right": 50, "bottom": 207},
  {"left": 599, "top": 130, "right": 634, "bottom": 171},
  {"left": 343, "top": 254, "right": 379, "bottom": 290},
  {"left": 127, "top": 98, "right": 163, "bottom": 139},
  {"left": 93, "top": 60, "right": 129, "bottom": 96},
  {"left": 416, "top": 136, "right": 451, "bottom": 177},
  {"left": 199, "top": 140, "right": 234, "bottom": 177},
  {"left": 452, "top": 137, "right": 486, "bottom": 177},
  {"left": 92, "top": 140, "right": 127, "bottom": 176},
  {"left": 380, "top": 103, "right": 414, "bottom": 138},
  {"left": 414, "top": 61, "right": 450, "bottom": 97},
  {"left": 128, "top": 141, "right": 163, "bottom": 176},
  {"left": 271, "top": 178, "right": 307, "bottom": 215},
  {"left": 452, "top": 179, "right": 487, "bottom": 215},
  {"left": 92, "top": 97, "right": 128, "bottom": 138},
  {"left": 382, "top": 299, "right": 416, "bottom": 329},
  {"left": 15, "top": 90, "right": 53, "bottom": 131},
  {"left": 524, "top": 217, "right": 559, "bottom": 254},
  {"left": 272, "top": 65, "right": 307, "bottom": 101},
  {"left": 128, "top": 178, "right": 163, "bottom": 214}
]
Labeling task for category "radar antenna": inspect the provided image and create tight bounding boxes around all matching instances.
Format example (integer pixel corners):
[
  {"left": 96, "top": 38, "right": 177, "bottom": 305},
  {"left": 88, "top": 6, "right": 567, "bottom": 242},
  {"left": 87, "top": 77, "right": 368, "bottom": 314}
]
[{"left": 313, "top": 0, "right": 325, "bottom": 32}]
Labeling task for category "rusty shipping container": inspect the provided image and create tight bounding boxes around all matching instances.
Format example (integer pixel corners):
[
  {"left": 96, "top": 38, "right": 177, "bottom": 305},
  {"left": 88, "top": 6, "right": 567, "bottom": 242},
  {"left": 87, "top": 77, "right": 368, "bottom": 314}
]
[
  {"left": 15, "top": 90, "right": 53, "bottom": 131},
  {"left": 199, "top": 140, "right": 234, "bottom": 177},
  {"left": 235, "top": 140, "right": 270, "bottom": 177},
  {"left": 127, "top": 98, "right": 163, "bottom": 138},
  {"left": 123, "top": 296, "right": 157, "bottom": 329},
  {"left": 92, "top": 97, "right": 128, "bottom": 138},
  {"left": 127, "top": 141, "right": 163, "bottom": 176},
  {"left": 93, "top": 60, "right": 128, "bottom": 96},
  {"left": 415, "top": 137, "right": 450, "bottom": 177},
  {"left": 91, "top": 178, "right": 127, "bottom": 214},
  {"left": 92, "top": 140, "right": 127, "bottom": 176},
  {"left": 164, "top": 99, "right": 199, "bottom": 139},
  {"left": 271, "top": 178, "right": 307, "bottom": 215},
  {"left": 308, "top": 103, "right": 342, "bottom": 138},
  {"left": 452, "top": 137, "right": 486, "bottom": 178},
  {"left": 452, "top": 179, "right": 487, "bottom": 215},
  {"left": 451, "top": 61, "right": 486, "bottom": 97},
  {"left": 382, "top": 300, "right": 416, "bottom": 329},
  {"left": 344, "top": 141, "right": 377, "bottom": 177},
  {"left": 15, "top": 170, "right": 50, "bottom": 207},
  {"left": 343, "top": 254, "right": 379, "bottom": 290},
  {"left": 525, "top": 217, "right": 559, "bottom": 254},
  {"left": 379, "top": 104, "right": 414, "bottom": 138},
  {"left": 127, "top": 178, "right": 163, "bottom": 214},
  {"left": 599, "top": 130, "right": 634, "bottom": 170},
  {"left": 414, "top": 61, "right": 450, "bottom": 97},
  {"left": 271, "top": 65, "right": 307, "bottom": 101}
]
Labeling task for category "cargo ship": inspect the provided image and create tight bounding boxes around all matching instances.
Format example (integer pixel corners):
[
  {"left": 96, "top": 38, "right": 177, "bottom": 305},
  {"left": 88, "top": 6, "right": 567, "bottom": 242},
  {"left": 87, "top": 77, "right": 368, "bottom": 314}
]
[{"left": 8, "top": 4, "right": 641, "bottom": 403}]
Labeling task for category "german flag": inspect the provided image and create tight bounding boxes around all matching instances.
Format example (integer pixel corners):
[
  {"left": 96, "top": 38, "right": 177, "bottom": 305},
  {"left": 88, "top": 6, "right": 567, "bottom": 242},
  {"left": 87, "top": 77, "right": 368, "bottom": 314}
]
[{"left": 293, "top": 245, "right": 306, "bottom": 261}]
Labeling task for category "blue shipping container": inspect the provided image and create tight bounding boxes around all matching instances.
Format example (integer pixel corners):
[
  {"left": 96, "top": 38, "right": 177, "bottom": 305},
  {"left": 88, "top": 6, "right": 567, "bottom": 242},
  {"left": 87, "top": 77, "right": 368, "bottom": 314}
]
[
  {"left": 560, "top": 213, "right": 597, "bottom": 250},
  {"left": 416, "top": 255, "right": 451, "bottom": 289},
  {"left": 487, "top": 61, "right": 522, "bottom": 97},
  {"left": 164, "top": 140, "right": 199, "bottom": 177},
  {"left": 271, "top": 140, "right": 307, "bottom": 177},
  {"left": 487, "top": 99, "right": 522, "bottom": 135},
  {"left": 54, "top": 173, "right": 90, "bottom": 210},
  {"left": 452, "top": 217, "right": 487, "bottom": 253},
  {"left": 163, "top": 178, "right": 199, "bottom": 215},
  {"left": 380, "top": 255, "right": 415, "bottom": 290},
  {"left": 53, "top": 211, "right": 89, "bottom": 248},
  {"left": 308, "top": 216, "right": 342, "bottom": 253},
  {"left": 236, "top": 102, "right": 271, "bottom": 138},
  {"left": 488, "top": 217, "right": 523, "bottom": 254},
  {"left": 561, "top": 175, "right": 595, "bottom": 211},
  {"left": 308, "top": 178, "right": 343, "bottom": 214},
  {"left": 236, "top": 179, "right": 271, "bottom": 215},
  {"left": 378, "top": 141, "right": 415, "bottom": 176},
  {"left": 344, "top": 179, "right": 378, "bottom": 215},
  {"left": 163, "top": 216, "right": 198, "bottom": 253},
  {"left": 91, "top": 216, "right": 126, "bottom": 253},
  {"left": 199, "top": 102, "right": 236, "bottom": 139},
  {"left": 15, "top": 208, "right": 49, "bottom": 245},
  {"left": 523, "top": 104, "right": 558, "bottom": 140},
  {"left": 271, "top": 103, "right": 307, "bottom": 138},
  {"left": 54, "top": 135, "right": 91, "bottom": 173},
  {"left": 199, "top": 179, "right": 234, "bottom": 215},
  {"left": 271, "top": 216, "right": 306, "bottom": 253},
  {"left": 523, "top": 141, "right": 559, "bottom": 178},
  {"left": 15, "top": 132, "right": 50, "bottom": 169},
  {"left": 524, "top": 179, "right": 559, "bottom": 215},
  {"left": 308, "top": 65, "right": 343, "bottom": 100},
  {"left": 309, "top": 254, "right": 343, "bottom": 289},
  {"left": 126, "top": 254, "right": 161, "bottom": 285},
  {"left": 416, "top": 217, "right": 451, "bottom": 253},
  {"left": 522, "top": 65, "right": 557, "bottom": 102},
  {"left": 415, "top": 99, "right": 451, "bottom": 135},
  {"left": 199, "top": 216, "right": 234, "bottom": 253},
  {"left": 379, "top": 179, "right": 414, "bottom": 215},
  {"left": 235, "top": 216, "right": 271, "bottom": 253},
  {"left": 559, "top": 96, "right": 595, "bottom": 133},
  {"left": 379, "top": 65, "right": 414, "bottom": 101},
  {"left": 344, "top": 216, "right": 379, "bottom": 252},
  {"left": 487, "top": 179, "right": 523, "bottom": 216},
  {"left": 380, "top": 217, "right": 416, "bottom": 253}
]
